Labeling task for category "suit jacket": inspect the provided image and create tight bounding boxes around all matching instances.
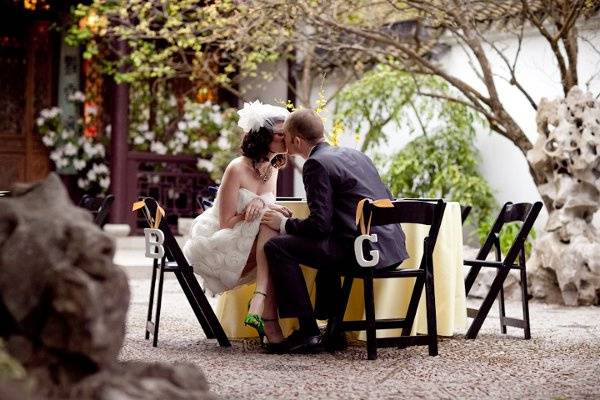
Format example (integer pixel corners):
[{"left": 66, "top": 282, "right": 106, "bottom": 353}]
[{"left": 285, "top": 142, "right": 408, "bottom": 269}]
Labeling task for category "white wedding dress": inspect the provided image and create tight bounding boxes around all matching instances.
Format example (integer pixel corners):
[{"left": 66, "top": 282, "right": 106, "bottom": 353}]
[{"left": 182, "top": 187, "right": 275, "bottom": 295}]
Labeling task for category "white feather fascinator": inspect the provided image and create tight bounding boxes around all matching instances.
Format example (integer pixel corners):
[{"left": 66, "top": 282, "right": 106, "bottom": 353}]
[{"left": 237, "top": 100, "right": 290, "bottom": 133}]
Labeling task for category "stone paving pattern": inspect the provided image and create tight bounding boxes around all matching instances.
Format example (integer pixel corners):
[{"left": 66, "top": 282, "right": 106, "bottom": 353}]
[{"left": 120, "top": 272, "right": 600, "bottom": 400}]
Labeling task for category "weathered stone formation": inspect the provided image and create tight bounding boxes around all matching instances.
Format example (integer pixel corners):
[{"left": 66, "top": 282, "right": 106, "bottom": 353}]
[
  {"left": 527, "top": 87, "right": 600, "bottom": 306},
  {"left": 0, "top": 174, "right": 214, "bottom": 399}
]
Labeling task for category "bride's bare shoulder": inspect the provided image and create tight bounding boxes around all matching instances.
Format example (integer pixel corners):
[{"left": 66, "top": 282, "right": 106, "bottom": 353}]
[{"left": 225, "top": 157, "right": 248, "bottom": 173}]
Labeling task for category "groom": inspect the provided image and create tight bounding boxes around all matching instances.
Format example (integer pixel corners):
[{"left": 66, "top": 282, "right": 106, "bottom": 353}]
[{"left": 261, "top": 109, "right": 408, "bottom": 353}]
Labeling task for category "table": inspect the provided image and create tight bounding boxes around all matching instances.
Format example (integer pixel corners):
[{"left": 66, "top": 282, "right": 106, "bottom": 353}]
[{"left": 216, "top": 201, "right": 467, "bottom": 339}]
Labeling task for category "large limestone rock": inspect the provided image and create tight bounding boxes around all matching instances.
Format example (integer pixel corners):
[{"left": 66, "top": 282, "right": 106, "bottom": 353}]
[
  {"left": 527, "top": 87, "right": 600, "bottom": 305},
  {"left": 0, "top": 174, "right": 214, "bottom": 399}
]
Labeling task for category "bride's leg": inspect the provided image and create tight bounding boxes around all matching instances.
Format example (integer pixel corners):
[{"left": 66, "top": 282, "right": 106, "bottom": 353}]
[{"left": 248, "top": 224, "right": 284, "bottom": 343}]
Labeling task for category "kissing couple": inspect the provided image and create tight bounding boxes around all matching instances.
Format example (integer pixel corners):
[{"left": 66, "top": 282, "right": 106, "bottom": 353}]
[{"left": 183, "top": 101, "right": 407, "bottom": 353}]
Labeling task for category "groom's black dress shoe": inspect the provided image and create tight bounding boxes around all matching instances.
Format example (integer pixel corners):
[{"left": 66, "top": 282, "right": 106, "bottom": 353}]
[
  {"left": 322, "top": 331, "right": 347, "bottom": 352},
  {"left": 264, "top": 341, "right": 289, "bottom": 354},
  {"left": 284, "top": 330, "right": 324, "bottom": 354}
]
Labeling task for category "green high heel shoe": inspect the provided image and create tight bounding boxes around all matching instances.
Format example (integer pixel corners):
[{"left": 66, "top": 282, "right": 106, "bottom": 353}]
[{"left": 244, "top": 291, "right": 267, "bottom": 344}]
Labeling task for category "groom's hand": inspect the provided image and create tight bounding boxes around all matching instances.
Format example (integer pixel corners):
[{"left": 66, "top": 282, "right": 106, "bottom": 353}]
[{"left": 261, "top": 210, "right": 283, "bottom": 231}]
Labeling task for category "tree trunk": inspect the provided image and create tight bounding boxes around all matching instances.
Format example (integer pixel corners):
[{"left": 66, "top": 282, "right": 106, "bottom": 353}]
[{"left": 526, "top": 87, "right": 600, "bottom": 306}]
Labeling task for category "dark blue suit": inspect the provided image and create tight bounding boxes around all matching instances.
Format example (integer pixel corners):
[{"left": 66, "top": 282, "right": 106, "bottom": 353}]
[{"left": 265, "top": 142, "right": 408, "bottom": 319}]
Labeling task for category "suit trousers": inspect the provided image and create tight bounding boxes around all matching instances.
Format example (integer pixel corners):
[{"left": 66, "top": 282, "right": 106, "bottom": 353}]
[{"left": 264, "top": 234, "right": 355, "bottom": 320}]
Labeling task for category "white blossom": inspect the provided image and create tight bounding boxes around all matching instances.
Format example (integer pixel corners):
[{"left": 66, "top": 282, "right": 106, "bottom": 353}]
[
  {"left": 217, "top": 136, "right": 230, "bottom": 150},
  {"left": 49, "top": 107, "right": 61, "bottom": 118},
  {"left": 83, "top": 141, "right": 97, "bottom": 157},
  {"left": 177, "top": 121, "right": 188, "bottom": 131},
  {"left": 77, "top": 178, "right": 89, "bottom": 189},
  {"left": 61, "top": 129, "right": 74, "bottom": 140},
  {"left": 150, "top": 141, "right": 168, "bottom": 155},
  {"left": 50, "top": 150, "right": 63, "bottom": 162},
  {"left": 133, "top": 136, "right": 145, "bottom": 145},
  {"left": 95, "top": 143, "right": 106, "bottom": 157},
  {"left": 105, "top": 124, "right": 112, "bottom": 136},
  {"left": 212, "top": 112, "right": 222, "bottom": 125},
  {"left": 92, "top": 163, "right": 109, "bottom": 174},
  {"left": 143, "top": 130, "right": 155, "bottom": 141},
  {"left": 36, "top": 117, "right": 45, "bottom": 127},
  {"left": 139, "top": 122, "right": 149, "bottom": 132},
  {"left": 191, "top": 139, "right": 209, "bottom": 152},
  {"left": 187, "top": 119, "right": 200, "bottom": 129},
  {"left": 73, "top": 159, "right": 87, "bottom": 171},
  {"left": 56, "top": 158, "right": 69, "bottom": 169},
  {"left": 175, "top": 131, "right": 189, "bottom": 144},
  {"left": 87, "top": 169, "right": 97, "bottom": 181},
  {"left": 196, "top": 158, "right": 214, "bottom": 172},
  {"left": 99, "top": 177, "right": 110, "bottom": 189},
  {"left": 67, "top": 91, "right": 86, "bottom": 102},
  {"left": 42, "top": 136, "right": 54, "bottom": 147},
  {"left": 63, "top": 142, "right": 78, "bottom": 156}
]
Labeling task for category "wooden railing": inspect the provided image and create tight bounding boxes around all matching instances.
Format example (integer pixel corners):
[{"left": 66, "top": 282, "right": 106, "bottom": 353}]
[{"left": 123, "top": 151, "right": 214, "bottom": 234}]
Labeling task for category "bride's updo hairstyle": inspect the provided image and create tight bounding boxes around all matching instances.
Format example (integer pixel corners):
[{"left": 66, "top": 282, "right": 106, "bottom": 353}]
[{"left": 237, "top": 101, "right": 289, "bottom": 169}]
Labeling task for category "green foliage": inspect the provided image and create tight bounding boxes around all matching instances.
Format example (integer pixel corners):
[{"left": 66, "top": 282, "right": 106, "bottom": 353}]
[
  {"left": 334, "top": 65, "right": 496, "bottom": 241},
  {"left": 477, "top": 217, "right": 537, "bottom": 257},
  {"left": 334, "top": 65, "right": 417, "bottom": 151},
  {"left": 65, "top": 1, "right": 298, "bottom": 92},
  {"left": 336, "top": 65, "right": 538, "bottom": 250},
  {"left": 384, "top": 116, "right": 497, "bottom": 238}
]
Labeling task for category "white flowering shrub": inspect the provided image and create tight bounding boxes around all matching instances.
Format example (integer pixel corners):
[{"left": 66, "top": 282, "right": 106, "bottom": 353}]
[
  {"left": 36, "top": 91, "right": 110, "bottom": 194},
  {"left": 128, "top": 81, "right": 241, "bottom": 181}
]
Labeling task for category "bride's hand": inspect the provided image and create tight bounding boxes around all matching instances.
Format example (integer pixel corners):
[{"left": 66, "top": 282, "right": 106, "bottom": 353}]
[
  {"left": 244, "top": 198, "right": 266, "bottom": 221},
  {"left": 269, "top": 203, "right": 292, "bottom": 218}
]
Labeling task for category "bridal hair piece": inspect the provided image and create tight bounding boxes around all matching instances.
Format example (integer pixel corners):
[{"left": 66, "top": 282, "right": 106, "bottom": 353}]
[{"left": 237, "top": 100, "right": 289, "bottom": 133}]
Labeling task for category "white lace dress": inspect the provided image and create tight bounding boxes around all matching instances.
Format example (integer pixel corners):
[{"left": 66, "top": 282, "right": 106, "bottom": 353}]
[{"left": 182, "top": 188, "right": 275, "bottom": 295}]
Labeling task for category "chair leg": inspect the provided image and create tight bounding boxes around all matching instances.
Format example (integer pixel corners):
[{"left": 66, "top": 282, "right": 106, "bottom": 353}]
[
  {"left": 520, "top": 252, "right": 531, "bottom": 340},
  {"left": 326, "top": 275, "right": 353, "bottom": 339},
  {"left": 363, "top": 273, "right": 377, "bottom": 360},
  {"left": 146, "top": 258, "right": 158, "bottom": 340},
  {"left": 466, "top": 268, "right": 510, "bottom": 339},
  {"left": 424, "top": 256, "right": 438, "bottom": 356},
  {"left": 498, "top": 286, "right": 507, "bottom": 334},
  {"left": 402, "top": 275, "right": 425, "bottom": 337},
  {"left": 495, "top": 237, "right": 507, "bottom": 334},
  {"left": 153, "top": 264, "right": 166, "bottom": 347}
]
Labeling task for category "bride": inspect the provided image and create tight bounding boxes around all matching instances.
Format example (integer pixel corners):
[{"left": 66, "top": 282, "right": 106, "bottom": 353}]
[{"left": 183, "top": 100, "right": 291, "bottom": 347}]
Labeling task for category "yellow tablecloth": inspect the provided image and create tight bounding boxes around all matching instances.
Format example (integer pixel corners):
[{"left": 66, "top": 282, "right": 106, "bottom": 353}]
[{"left": 216, "top": 201, "right": 467, "bottom": 338}]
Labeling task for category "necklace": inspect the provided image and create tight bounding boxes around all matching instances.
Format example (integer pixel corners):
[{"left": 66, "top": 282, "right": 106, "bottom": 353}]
[{"left": 252, "top": 161, "right": 272, "bottom": 183}]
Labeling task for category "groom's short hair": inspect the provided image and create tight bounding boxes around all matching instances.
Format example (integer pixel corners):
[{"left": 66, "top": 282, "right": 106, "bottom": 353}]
[{"left": 284, "top": 109, "right": 324, "bottom": 144}]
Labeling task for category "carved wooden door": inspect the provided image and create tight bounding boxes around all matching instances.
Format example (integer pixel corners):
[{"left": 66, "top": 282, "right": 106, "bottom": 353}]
[{"left": 0, "top": 18, "right": 53, "bottom": 190}]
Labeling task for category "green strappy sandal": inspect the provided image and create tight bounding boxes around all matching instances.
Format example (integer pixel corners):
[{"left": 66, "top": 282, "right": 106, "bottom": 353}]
[{"left": 244, "top": 291, "right": 267, "bottom": 344}]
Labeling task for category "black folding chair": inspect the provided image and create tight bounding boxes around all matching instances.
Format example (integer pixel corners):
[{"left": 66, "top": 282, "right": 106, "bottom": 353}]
[
  {"left": 327, "top": 199, "right": 446, "bottom": 360},
  {"left": 79, "top": 194, "right": 114, "bottom": 227},
  {"left": 460, "top": 205, "right": 472, "bottom": 224},
  {"left": 196, "top": 186, "right": 219, "bottom": 211},
  {"left": 137, "top": 197, "right": 230, "bottom": 348},
  {"left": 464, "top": 201, "right": 542, "bottom": 340}
]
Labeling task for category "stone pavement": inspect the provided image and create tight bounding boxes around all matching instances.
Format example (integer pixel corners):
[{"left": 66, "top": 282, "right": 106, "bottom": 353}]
[{"left": 118, "top": 263, "right": 600, "bottom": 400}]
